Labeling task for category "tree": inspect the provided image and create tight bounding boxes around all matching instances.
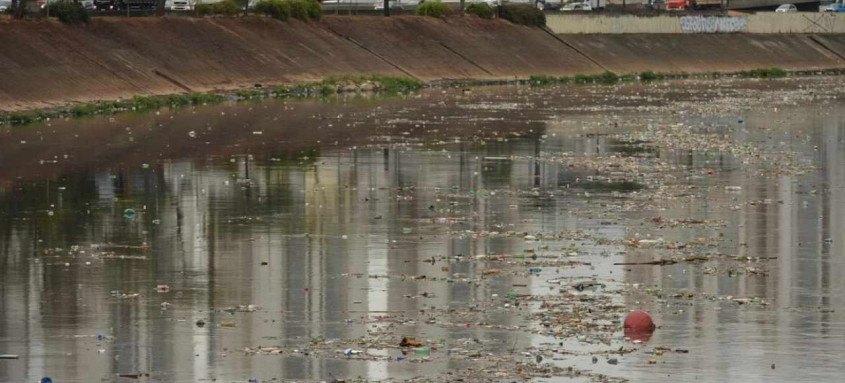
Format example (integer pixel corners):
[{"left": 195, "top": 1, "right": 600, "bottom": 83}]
[{"left": 12, "top": 0, "right": 25, "bottom": 19}]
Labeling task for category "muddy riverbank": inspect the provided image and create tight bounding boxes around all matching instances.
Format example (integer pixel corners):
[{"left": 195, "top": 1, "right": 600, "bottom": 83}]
[{"left": 2, "top": 15, "right": 845, "bottom": 112}]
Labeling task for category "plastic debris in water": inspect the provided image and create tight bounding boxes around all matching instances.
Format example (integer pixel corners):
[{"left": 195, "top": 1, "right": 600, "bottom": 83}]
[{"left": 123, "top": 208, "right": 136, "bottom": 219}]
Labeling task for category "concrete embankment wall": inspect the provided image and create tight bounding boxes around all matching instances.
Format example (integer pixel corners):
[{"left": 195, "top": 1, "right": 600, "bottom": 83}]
[
  {"left": 1, "top": 16, "right": 845, "bottom": 112},
  {"left": 547, "top": 13, "right": 845, "bottom": 34},
  {"left": 559, "top": 34, "right": 845, "bottom": 73}
]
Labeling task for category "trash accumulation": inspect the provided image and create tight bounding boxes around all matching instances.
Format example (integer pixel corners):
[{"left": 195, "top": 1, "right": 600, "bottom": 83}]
[{"left": 1, "top": 76, "right": 844, "bottom": 382}]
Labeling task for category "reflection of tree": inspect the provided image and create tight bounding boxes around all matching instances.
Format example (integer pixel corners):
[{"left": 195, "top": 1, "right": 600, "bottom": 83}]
[
  {"left": 480, "top": 141, "right": 514, "bottom": 190},
  {"left": 0, "top": 174, "right": 99, "bottom": 246}
]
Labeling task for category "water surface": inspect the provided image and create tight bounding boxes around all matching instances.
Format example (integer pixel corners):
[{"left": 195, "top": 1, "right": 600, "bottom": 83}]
[{"left": 1, "top": 79, "right": 844, "bottom": 382}]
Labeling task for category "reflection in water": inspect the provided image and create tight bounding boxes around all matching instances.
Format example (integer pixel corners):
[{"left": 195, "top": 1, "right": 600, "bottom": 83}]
[{"left": 1, "top": 83, "right": 844, "bottom": 382}]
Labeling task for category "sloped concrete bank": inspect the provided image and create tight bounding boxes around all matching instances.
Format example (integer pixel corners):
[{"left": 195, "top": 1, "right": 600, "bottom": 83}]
[
  {"left": 1, "top": 15, "right": 845, "bottom": 112},
  {"left": 556, "top": 34, "right": 845, "bottom": 74}
]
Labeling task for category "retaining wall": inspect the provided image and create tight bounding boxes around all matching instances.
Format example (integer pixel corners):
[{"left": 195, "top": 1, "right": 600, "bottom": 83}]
[
  {"left": 546, "top": 13, "right": 845, "bottom": 34},
  {"left": 1, "top": 16, "right": 845, "bottom": 112}
]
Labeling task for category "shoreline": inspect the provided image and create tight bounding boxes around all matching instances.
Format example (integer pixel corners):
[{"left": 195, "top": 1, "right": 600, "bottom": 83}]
[{"left": 4, "top": 68, "right": 845, "bottom": 127}]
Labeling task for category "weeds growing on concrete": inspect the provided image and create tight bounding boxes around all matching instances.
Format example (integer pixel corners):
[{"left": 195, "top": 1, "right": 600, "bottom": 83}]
[
  {"left": 416, "top": 1, "right": 452, "bottom": 18},
  {"left": 0, "top": 76, "right": 420, "bottom": 127},
  {"left": 499, "top": 4, "right": 546, "bottom": 27},
  {"left": 47, "top": 2, "right": 90, "bottom": 25},
  {"left": 465, "top": 3, "right": 494, "bottom": 19},
  {"left": 254, "top": 0, "right": 321, "bottom": 21},
  {"left": 529, "top": 68, "right": 790, "bottom": 87},
  {"left": 530, "top": 71, "right": 631, "bottom": 85},
  {"left": 0, "top": 68, "right": 809, "bottom": 127},
  {"left": 196, "top": 0, "right": 240, "bottom": 16},
  {"left": 737, "top": 68, "right": 787, "bottom": 78},
  {"left": 639, "top": 70, "right": 662, "bottom": 81}
]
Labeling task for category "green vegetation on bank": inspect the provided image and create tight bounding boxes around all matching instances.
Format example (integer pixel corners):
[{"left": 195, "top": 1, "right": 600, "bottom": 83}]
[
  {"left": 465, "top": 3, "right": 494, "bottom": 19},
  {"left": 196, "top": 0, "right": 241, "bottom": 16},
  {"left": 499, "top": 4, "right": 545, "bottom": 27},
  {"left": 416, "top": 1, "right": 452, "bottom": 18},
  {"left": 639, "top": 70, "right": 661, "bottom": 81},
  {"left": 0, "top": 68, "right": 812, "bottom": 127},
  {"left": 528, "top": 71, "right": 634, "bottom": 86},
  {"left": 0, "top": 76, "right": 421, "bottom": 127},
  {"left": 528, "top": 67, "right": 790, "bottom": 87},
  {"left": 254, "top": 0, "right": 321, "bottom": 21},
  {"left": 737, "top": 67, "right": 787, "bottom": 78},
  {"left": 47, "top": 1, "right": 90, "bottom": 25}
]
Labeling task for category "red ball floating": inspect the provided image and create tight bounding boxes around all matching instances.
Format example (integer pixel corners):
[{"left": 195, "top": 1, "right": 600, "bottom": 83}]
[{"left": 624, "top": 310, "right": 655, "bottom": 332}]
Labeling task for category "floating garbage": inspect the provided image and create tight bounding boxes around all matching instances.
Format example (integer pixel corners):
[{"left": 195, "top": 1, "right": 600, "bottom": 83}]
[
  {"left": 399, "top": 337, "right": 422, "bottom": 347},
  {"left": 414, "top": 347, "right": 431, "bottom": 357}
]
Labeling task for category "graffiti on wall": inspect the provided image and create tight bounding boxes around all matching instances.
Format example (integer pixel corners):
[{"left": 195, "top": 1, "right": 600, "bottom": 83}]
[{"left": 679, "top": 16, "right": 748, "bottom": 33}]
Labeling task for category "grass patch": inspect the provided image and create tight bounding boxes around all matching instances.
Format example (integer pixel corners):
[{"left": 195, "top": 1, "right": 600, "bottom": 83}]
[
  {"left": 737, "top": 67, "right": 787, "bottom": 78},
  {"left": 196, "top": 0, "right": 241, "bottom": 16},
  {"left": 499, "top": 4, "right": 545, "bottom": 27},
  {"left": 254, "top": 0, "right": 321, "bottom": 21},
  {"left": 465, "top": 2, "right": 494, "bottom": 19},
  {"left": 272, "top": 75, "right": 423, "bottom": 97},
  {"left": 46, "top": 2, "right": 90, "bottom": 25},
  {"left": 1, "top": 76, "right": 421, "bottom": 127},
  {"left": 639, "top": 70, "right": 662, "bottom": 81},
  {"left": 528, "top": 68, "right": 792, "bottom": 88},
  {"left": 529, "top": 71, "right": 625, "bottom": 86},
  {"left": 416, "top": 0, "right": 452, "bottom": 18}
]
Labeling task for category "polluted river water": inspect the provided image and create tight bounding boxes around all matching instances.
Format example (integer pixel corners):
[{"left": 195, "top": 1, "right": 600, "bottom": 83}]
[{"left": 1, "top": 77, "right": 844, "bottom": 383}]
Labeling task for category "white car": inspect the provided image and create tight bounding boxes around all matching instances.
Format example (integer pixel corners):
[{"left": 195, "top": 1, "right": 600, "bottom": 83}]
[
  {"left": 561, "top": 1, "right": 591, "bottom": 11},
  {"left": 473, "top": 0, "right": 499, "bottom": 7},
  {"left": 775, "top": 3, "right": 797, "bottom": 12},
  {"left": 166, "top": 0, "right": 193, "bottom": 10},
  {"left": 374, "top": 0, "right": 413, "bottom": 10}
]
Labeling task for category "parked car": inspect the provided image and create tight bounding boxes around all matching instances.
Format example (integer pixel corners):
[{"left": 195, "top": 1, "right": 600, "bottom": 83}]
[
  {"left": 823, "top": 1, "right": 845, "bottom": 11},
  {"left": 648, "top": 0, "right": 665, "bottom": 10},
  {"left": 775, "top": 3, "right": 797, "bottom": 12},
  {"left": 665, "top": 0, "right": 687, "bottom": 10},
  {"left": 373, "top": 0, "right": 406, "bottom": 10},
  {"left": 94, "top": 0, "right": 157, "bottom": 10},
  {"left": 536, "top": 0, "right": 561, "bottom": 10},
  {"left": 561, "top": 1, "right": 591, "bottom": 11},
  {"left": 166, "top": 0, "right": 193, "bottom": 10}
]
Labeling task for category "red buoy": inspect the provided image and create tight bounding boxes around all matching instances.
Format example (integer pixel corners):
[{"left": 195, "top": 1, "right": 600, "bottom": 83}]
[
  {"left": 624, "top": 310, "right": 655, "bottom": 332},
  {"left": 624, "top": 310, "right": 655, "bottom": 342}
]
